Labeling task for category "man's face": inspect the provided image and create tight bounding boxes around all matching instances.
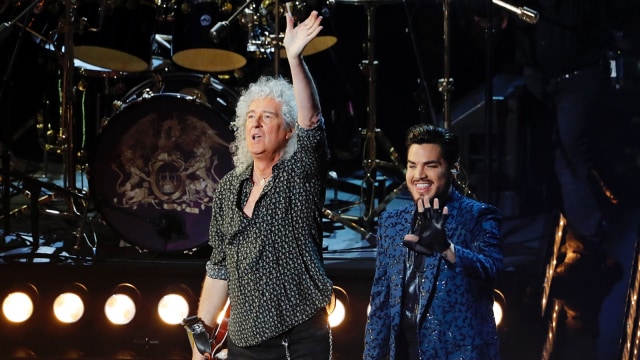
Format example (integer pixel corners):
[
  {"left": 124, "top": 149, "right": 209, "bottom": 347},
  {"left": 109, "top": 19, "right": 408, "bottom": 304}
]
[
  {"left": 245, "top": 98, "right": 292, "bottom": 160},
  {"left": 405, "top": 143, "right": 451, "bottom": 203}
]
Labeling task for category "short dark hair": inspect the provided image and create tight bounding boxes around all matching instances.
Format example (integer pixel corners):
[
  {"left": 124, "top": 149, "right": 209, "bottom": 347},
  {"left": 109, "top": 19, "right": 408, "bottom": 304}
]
[{"left": 405, "top": 124, "right": 460, "bottom": 168}]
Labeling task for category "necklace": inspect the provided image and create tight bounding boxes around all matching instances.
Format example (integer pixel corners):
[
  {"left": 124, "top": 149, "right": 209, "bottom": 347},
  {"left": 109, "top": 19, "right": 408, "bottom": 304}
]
[{"left": 253, "top": 175, "right": 271, "bottom": 186}]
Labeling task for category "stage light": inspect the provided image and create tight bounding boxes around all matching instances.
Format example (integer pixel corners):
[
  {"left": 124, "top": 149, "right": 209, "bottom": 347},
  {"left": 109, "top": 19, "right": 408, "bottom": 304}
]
[
  {"left": 493, "top": 289, "right": 506, "bottom": 327},
  {"left": 328, "top": 286, "right": 349, "bottom": 328},
  {"left": 105, "top": 283, "right": 139, "bottom": 325},
  {"left": 2, "top": 283, "right": 38, "bottom": 323},
  {"left": 53, "top": 282, "right": 88, "bottom": 324},
  {"left": 158, "top": 285, "right": 193, "bottom": 325}
]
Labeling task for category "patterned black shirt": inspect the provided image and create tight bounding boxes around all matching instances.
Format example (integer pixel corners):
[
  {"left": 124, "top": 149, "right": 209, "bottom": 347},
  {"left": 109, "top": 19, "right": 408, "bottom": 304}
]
[{"left": 205, "top": 121, "right": 333, "bottom": 347}]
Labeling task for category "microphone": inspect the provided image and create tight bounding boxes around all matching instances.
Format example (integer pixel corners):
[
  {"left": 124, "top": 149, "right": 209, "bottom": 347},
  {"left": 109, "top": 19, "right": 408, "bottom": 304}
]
[
  {"left": 209, "top": 0, "right": 254, "bottom": 43},
  {"left": 210, "top": 21, "right": 230, "bottom": 43},
  {"left": 492, "top": 0, "right": 539, "bottom": 24},
  {"left": 518, "top": 6, "right": 539, "bottom": 24}
]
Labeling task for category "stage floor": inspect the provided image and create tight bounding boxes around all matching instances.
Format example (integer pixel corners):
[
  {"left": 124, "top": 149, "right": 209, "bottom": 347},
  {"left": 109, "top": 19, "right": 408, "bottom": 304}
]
[{"left": 1, "top": 155, "right": 639, "bottom": 359}]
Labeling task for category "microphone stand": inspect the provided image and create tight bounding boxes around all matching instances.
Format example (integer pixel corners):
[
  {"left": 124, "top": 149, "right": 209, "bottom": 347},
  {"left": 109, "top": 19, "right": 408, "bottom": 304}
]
[{"left": 209, "top": 0, "right": 254, "bottom": 43}]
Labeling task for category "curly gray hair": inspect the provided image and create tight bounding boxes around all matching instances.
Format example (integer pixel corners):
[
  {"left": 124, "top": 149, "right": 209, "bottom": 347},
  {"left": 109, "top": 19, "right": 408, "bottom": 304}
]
[{"left": 229, "top": 76, "right": 298, "bottom": 173}]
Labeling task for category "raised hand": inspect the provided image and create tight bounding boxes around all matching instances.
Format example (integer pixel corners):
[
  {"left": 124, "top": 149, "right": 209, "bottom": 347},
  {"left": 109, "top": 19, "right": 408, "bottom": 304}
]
[
  {"left": 403, "top": 197, "right": 450, "bottom": 254},
  {"left": 282, "top": 10, "right": 323, "bottom": 59}
]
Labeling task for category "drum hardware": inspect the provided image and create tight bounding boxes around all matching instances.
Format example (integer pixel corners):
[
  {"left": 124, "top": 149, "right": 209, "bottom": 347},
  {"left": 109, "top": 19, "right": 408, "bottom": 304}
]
[
  {"left": 1, "top": 168, "right": 95, "bottom": 259},
  {"left": 2, "top": 0, "right": 45, "bottom": 238},
  {"left": 209, "top": 0, "right": 254, "bottom": 43},
  {"left": 239, "top": 0, "right": 338, "bottom": 76},
  {"left": 29, "top": 0, "right": 95, "bottom": 254},
  {"left": 322, "top": 0, "right": 404, "bottom": 239},
  {"left": 155, "top": 33, "right": 172, "bottom": 50},
  {"left": 170, "top": 0, "right": 247, "bottom": 73}
]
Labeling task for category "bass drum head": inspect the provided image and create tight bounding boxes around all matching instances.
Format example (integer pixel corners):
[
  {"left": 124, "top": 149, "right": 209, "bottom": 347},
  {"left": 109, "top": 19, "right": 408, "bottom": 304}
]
[{"left": 89, "top": 92, "right": 236, "bottom": 253}]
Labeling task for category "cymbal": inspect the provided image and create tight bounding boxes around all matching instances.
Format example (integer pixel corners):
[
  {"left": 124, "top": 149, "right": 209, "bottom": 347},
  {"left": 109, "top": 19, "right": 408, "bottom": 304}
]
[
  {"left": 279, "top": 36, "right": 337, "bottom": 58},
  {"left": 172, "top": 49, "right": 247, "bottom": 73},
  {"left": 74, "top": 46, "right": 149, "bottom": 73}
]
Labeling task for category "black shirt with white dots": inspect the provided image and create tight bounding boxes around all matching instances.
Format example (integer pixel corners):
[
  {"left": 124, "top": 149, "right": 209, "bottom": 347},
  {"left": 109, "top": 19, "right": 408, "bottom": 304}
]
[{"left": 206, "top": 121, "right": 333, "bottom": 347}]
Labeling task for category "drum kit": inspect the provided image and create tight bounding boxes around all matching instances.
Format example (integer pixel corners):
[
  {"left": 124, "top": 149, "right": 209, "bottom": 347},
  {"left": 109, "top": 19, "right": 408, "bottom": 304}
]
[
  {"left": 1, "top": 0, "right": 342, "bottom": 253},
  {"left": 3, "top": 0, "right": 466, "bottom": 253}
]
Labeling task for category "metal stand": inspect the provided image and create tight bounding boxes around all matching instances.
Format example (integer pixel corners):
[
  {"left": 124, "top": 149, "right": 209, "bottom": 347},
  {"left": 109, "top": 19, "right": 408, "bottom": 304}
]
[
  {"left": 1, "top": 0, "right": 94, "bottom": 258},
  {"left": 358, "top": 2, "right": 405, "bottom": 225},
  {"left": 322, "top": 0, "right": 405, "bottom": 244},
  {"left": 438, "top": 0, "right": 454, "bottom": 129},
  {"left": 60, "top": 0, "right": 77, "bottom": 192},
  {"left": 1, "top": 0, "right": 43, "bottom": 239}
]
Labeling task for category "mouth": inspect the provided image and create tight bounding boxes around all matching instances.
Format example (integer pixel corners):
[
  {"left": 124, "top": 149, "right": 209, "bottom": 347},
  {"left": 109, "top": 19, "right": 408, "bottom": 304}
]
[
  {"left": 251, "top": 133, "right": 263, "bottom": 141},
  {"left": 413, "top": 182, "right": 432, "bottom": 192}
]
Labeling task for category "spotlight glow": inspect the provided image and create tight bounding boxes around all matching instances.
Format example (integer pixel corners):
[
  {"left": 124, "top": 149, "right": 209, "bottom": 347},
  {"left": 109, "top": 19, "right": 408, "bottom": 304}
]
[
  {"left": 2, "top": 292, "right": 34, "bottom": 323},
  {"left": 53, "top": 292, "right": 85, "bottom": 323},
  {"left": 105, "top": 294, "right": 136, "bottom": 325},
  {"left": 328, "top": 286, "right": 349, "bottom": 328},
  {"left": 328, "top": 299, "right": 346, "bottom": 328},
  {"left": 493, "top": 300, "right": 503, "bottom": 326},
  {"left": 158, "top": 294, "right": 189, "bottom": 325},
  {"left": 493, "top": 289, "right": 506, "bottom": 327}
]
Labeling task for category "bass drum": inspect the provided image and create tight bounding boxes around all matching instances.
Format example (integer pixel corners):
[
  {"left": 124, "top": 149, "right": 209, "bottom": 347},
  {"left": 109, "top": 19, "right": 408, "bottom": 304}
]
[{"left": 88, "top": 73, "right": 237, "bottom": 253}]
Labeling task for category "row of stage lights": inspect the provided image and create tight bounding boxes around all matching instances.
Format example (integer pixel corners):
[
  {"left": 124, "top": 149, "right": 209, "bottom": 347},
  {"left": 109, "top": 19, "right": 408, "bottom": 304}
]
[
  {"left": 2, "top": 281, "right": 500, "bottom": 329},
  {"left": 2, "top": 278, "right": 503, "bottom": 359},
  {"left": 2, "top": 282, "right": 350, "bottom": 329}
]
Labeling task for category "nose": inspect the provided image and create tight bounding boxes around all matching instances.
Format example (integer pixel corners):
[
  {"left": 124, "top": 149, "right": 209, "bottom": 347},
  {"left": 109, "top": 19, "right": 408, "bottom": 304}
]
[
  {"left": 414, "top": 166, "right": 427, "bottom": 179},
  {"left": 248, "top": 115, "right": 262, "bottom": 127}
]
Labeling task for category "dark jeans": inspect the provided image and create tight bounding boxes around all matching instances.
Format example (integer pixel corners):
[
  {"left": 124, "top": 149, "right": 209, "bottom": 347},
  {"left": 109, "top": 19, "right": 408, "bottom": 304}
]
[{"left": 227, "top": 309, "right": 330, "bottom": 360}]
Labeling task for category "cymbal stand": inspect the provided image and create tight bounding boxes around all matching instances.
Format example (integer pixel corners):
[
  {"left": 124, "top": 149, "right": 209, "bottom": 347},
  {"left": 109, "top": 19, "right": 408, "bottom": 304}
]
[
  {"left": 60, "top": 0, "right": 77, "bottom": 192},
  {"left": 357, "top": 2, "right": 404, "bottom": 228},
  {"left": 323, "top": 2, "right": 405, "bottom": 245},
  {"left": 1, "top": 0, "right": 43, "bottom": 240},
  {"left": 438, "top": 0, "right": 453, "bottom": 129}
]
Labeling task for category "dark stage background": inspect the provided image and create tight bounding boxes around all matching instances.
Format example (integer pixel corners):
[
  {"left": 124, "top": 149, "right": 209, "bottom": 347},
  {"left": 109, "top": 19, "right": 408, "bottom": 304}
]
[{"left": 1, "top": 0, "right": 640, "bottom": 359}]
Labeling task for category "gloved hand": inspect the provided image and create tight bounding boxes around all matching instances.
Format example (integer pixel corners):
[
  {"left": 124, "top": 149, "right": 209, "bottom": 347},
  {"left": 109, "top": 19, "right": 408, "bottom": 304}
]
[
  {"left": 181, "top": 315, "right": 213, "bottom": 356},
  {"left": 403, "top": 197, "right": 450, "bottom": 254}
]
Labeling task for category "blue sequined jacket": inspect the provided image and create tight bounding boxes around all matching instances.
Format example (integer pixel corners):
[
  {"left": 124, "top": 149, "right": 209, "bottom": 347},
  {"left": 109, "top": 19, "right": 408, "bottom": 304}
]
[{"left": 363, "top": 189, "right": 503, "bottom": 360}]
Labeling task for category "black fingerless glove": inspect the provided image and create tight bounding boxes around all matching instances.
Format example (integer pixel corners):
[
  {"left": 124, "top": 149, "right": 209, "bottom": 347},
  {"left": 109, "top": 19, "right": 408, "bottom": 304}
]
[{"left": 403, "top": 202, "right": 450, "bottom": 254}]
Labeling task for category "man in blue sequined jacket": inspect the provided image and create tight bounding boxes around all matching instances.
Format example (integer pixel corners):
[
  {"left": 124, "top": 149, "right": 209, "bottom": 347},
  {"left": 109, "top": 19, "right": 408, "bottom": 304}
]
[{"left": 363, "top": 124, "right": 503, "bottom": 360}]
